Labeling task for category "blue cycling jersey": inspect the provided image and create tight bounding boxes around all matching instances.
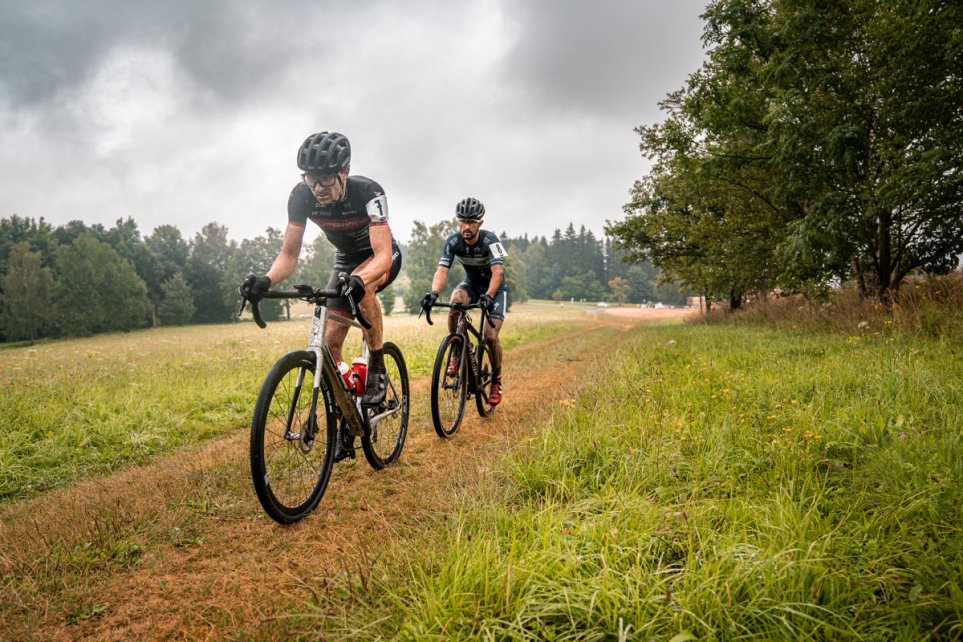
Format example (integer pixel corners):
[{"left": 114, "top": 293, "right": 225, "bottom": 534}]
[{"left": 438, "top": 230, "right": 507, "bottom": 287}]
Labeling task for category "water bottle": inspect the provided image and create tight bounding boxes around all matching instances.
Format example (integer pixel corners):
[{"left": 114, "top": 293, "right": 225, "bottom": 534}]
[
  {"left": 336, "top": 361, "right": 352, "bottom": 390},
  {"left": 350, "top": 356, "right": 368, "bottom": 395}
]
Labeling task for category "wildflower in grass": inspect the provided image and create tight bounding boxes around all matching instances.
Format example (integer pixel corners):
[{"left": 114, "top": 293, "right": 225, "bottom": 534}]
[
  {"left": 791, "top": 399, "right": 798, "bottom": 405},
  {"left": 767, "top": 414, "right": 777, "bottom": 420}
]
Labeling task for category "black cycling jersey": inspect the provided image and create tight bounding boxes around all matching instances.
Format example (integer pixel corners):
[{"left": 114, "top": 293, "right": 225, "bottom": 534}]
[
  {"left": 438, "top": 230, "right": 507, "bottom": 286},
  {"left": 288, "top": 175, "right": 395, "bottom": 264}
]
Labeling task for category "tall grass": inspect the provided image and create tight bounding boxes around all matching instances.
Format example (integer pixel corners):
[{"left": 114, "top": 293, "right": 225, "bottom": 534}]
[
  {"left": 0, "top": 304, "right": 586, "bottom": 500},
  {"left": 710, "top": 271, "right": 963, "bottom": 342},
  {"left": 312, "top": 319, "right": 963, "bottom": 639}
]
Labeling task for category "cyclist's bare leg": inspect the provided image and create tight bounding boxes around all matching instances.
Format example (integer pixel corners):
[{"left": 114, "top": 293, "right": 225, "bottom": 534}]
[
  {"left": 448, "top": 288, "right": 471, "bottom": 334},
  {"left": 358, "top": 285, "right": 384, "bottom": 350},
  {"left": 324, "top": 316, "right": 351, "bottom": 363},
  {"left": 484, "top": 317, "right": 504, "bottom": 371},
  {"left": 352, "top": 256, "right": 389, "bottom": 351}
]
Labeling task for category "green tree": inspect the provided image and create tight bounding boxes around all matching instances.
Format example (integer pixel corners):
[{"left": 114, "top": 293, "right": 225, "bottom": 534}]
[
  {"left": 104, "top": 217, "right": 162, "bottom": 325},
  {"left": 0, "top": 215, "right": 55, "bottom": 275},
  {"left": 53, "top": 233, "right": 149, "bottom": 336},
  {"left": 157, "top": 272, "right": 196, "bottom": 326},
  {"left": 403, "top": 218, "right": 457, "bottom": 314},
  {"left": 378, "top": 285, "right": 396, "bottom": 316},
  {"left": 186, "top": 223, "right": 237, "bottom": 324},
  {"left": 504, "top": 245, "right": 527, "bottom": 306},
  {"left": 608, "top": 276, "right": 629, "bottom": 306},
  {"left": 520, "top": 239, "right": 551, "bottom": 299},
  {"left": 0, "top": 242, "right": 53, "bottom": 341},
  {"left": 227, "top": 228, "right": 284, "bottom": 322},
  {"left": 610, "top": 0, "right": 963, "bottom": 304},
  {"left": 293, "top": 234, "right": 338, "bottom": 286}
]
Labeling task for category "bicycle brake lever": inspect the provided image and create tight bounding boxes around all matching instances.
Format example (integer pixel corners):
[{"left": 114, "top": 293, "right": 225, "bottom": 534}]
[{"left": 251, "top": 299, "right": 267, "bottom": 329}]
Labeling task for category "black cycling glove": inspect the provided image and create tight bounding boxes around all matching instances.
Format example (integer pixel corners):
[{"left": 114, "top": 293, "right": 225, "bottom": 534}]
[
  {"left": 239, "top": 274, "right": 272, "bottom": 301},
  {"left": 342, "top": 275, "right": 366, "bottom": 305},
  {"left": 421, "top": 291, "right": 438, "bottom": 311},
  {"left": 477, "top": 293, "right": 493, "bottom": 311}
]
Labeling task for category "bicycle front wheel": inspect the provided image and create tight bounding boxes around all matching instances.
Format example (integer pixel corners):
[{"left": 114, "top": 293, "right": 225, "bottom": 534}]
[
  {"left": 250, "top": 350, "right": 336, "bottom": 524},
  {"left": 431, "top": 334, "right": 467, "bottom": 438},
  {"left": 361, "top": 342, "right": 409, "bottom": 469},
  {"left": 474, "top": 340, "right": 496, "bottom": 417}
]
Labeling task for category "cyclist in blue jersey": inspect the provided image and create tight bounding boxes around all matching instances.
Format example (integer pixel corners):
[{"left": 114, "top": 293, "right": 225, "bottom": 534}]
[
  {"left": 240, "top": 131, "right": 402, "bottom": 461},
  {"left": 421, "top": 197, "right": 507, "bottom": 405}
]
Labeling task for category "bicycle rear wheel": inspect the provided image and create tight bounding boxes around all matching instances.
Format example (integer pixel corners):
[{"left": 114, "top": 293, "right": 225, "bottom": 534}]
[
  {"left": 361, "top": 342, "right": 409, "bottom": 469},
  {"left": 474, "top": 341, "right": 496, "bottom": 417},
  {"left": 430, "top": 334, "right": 467, "bottom": 438},
  {"left": 250, "top": 350, "right": 336, "bottom": 524}
]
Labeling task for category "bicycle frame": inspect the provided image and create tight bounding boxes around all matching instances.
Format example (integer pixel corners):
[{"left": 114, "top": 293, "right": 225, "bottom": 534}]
[
  {"left": 308, "top": 304, "right": 402, "bottom": 438},
  {"left": 244, "top": 281, "right": 401, "bottom": 439},
  {"left": 423, "top": 300, "right": 494, "bottom": 391}
]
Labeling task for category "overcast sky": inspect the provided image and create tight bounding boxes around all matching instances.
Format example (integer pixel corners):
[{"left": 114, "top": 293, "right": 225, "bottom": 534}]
[{"left": 0, "top": 0, "right": 707, "bottom": 245}]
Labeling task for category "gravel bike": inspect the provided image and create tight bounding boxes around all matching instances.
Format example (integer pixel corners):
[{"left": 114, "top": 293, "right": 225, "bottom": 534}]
[
  {"left": 240, "top": 275, "right": 409, "bottom": 524},
  {"left": 422, "top": 300, "right": 496, "bottom": 438}
]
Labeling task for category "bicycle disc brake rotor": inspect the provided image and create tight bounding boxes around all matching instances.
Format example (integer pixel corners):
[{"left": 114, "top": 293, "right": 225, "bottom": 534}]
[{"left": 297, "top": 418, "right": 315, "bottom": 454}]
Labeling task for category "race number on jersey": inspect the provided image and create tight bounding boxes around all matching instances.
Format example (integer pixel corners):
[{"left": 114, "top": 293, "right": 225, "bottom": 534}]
[
  {"left": 366, "top": 195, "right": 389, "bottom": 223},
  {"left": 489, "top": 242, "right": 507, "bottom": 259}
]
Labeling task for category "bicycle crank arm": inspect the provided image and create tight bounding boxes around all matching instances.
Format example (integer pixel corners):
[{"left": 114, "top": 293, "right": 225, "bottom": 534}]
[{"left": 366, "top": 403, "right": 402, "bottom": 431}]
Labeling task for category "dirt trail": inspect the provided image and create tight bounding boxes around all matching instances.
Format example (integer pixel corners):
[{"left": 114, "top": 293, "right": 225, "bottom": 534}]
[{"left": 1, "top": 315, "right": 662, "bottom": 640}]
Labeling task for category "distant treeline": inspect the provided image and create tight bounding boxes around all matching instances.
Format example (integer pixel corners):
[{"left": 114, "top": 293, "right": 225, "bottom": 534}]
[
  {"left": 0, "top": 215, "right": 680, "bottom": 342},
  {"left": 400, "top": 219, "right": 685, "bottom": 315},
  {"left": 607, "top": 0, "right": 963, "bottom": 308}
]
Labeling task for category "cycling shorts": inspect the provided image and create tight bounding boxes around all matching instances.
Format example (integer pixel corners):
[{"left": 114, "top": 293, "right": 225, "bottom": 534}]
[
  {"left": 454, "top": 278, "right": 507, "bottom": 321},
  {"left": 325, "top": 244, "right": 402, "bottom": 317}
]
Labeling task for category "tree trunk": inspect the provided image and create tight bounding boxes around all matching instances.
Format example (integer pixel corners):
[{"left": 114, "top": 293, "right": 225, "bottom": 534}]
[
  {"left": 852, "top": 257, "right": 868, "bottom": 298},
  {"left": 875, "top": 209, "right": 894, "bottom": 303},
  {"left": 729, "top": 291, "right": 742, "bottom": 310}
]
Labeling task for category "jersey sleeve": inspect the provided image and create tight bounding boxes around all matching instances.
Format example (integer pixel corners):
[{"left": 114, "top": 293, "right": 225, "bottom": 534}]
[
  {"left": 287, "top": 183, "right": 314, "bottom": 226},
  {"left": 438, "top": 233, "right": 457, "bottom": 268},
  {"left": 484, "top": 231, "right": 507, "bottom": 266},
  {"left": 361, "top": 180, "right": 389, "bottom": 226}
]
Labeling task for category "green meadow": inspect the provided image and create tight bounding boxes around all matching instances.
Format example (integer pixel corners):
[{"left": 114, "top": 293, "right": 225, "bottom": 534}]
[
  {"left": 0, "top": 304, "right": 584, "bottom": 500},
  {"left": 309, "top": 319, "right": 963, "bottom": 640}
]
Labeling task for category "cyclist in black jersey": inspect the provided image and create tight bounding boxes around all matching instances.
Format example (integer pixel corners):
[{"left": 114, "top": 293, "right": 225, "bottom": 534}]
[
  {"left": 421, "top": 197, "right": 507, "bottom": 405},
  {"left": 239, "top": 131, "right": 402, "bottom": 461}
]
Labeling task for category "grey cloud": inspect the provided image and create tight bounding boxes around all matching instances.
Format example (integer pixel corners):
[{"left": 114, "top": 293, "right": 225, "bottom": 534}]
[
  {"left": 498, "top": 0, "right": 707, "bottom": 121},
  {"left": 1, "top": 0, "right": 705, "bottom": 244},
  {"left": 0, "top": 0, "right": 353, "bottom": 108}
]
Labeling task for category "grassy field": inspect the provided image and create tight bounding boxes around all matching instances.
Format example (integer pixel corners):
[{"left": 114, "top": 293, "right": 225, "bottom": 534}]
[
  {"left": 3, "top": 293, "right": 962, "bottom": 639},
  {"left": 305, "top": 320, "right": 963, "bottom": 639},
  {"left": 0, "top": 303, "right": 586, "bottom": 500}
]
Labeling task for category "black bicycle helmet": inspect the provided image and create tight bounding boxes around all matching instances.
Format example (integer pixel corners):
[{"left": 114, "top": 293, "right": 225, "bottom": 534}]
[
  {"left": 297, "top": 131, "right": 351, "bottom": 173},
  {"left": 455, "top": 197, "right": 485, "bottom": 220}
]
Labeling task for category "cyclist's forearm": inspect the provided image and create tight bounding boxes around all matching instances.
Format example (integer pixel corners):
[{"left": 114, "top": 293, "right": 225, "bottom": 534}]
[
  {"left": 486, "top": 265, "right": 505, "bottom": 296},
  {"left": 266, "top": 223, "right": 304, "bottom": 285},
  {"left": 430, "top": 267, "right": 449, "bottom": 294},
  {"left": 266, "top": 251, "right": 298, "bottom": 284}
]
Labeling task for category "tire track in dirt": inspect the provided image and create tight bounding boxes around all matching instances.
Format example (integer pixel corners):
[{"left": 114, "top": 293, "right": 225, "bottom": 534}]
[{"left": 2, "top": 318, "right": 643, "bottom": 640}]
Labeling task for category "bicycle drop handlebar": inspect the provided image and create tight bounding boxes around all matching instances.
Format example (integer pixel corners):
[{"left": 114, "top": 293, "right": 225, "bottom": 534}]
[
  {"left": 420, "top": 301, "right": 495, "bottom": 328},
  {"left": 239, "top": 273, "right": 372, "bottom": 330}
]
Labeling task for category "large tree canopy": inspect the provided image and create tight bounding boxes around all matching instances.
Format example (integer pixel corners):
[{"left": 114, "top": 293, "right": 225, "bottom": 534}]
[{"left": 609, "top": 0, "right": 963, "bottom": 304}]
